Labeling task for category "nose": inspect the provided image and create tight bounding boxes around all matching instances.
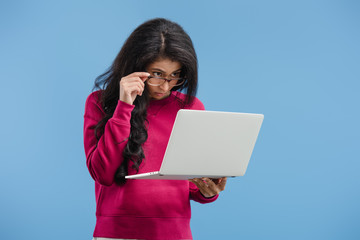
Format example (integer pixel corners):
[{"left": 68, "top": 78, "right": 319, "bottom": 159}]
[{"left": 160, "top": 80, "right": 171, "bottom": 91}]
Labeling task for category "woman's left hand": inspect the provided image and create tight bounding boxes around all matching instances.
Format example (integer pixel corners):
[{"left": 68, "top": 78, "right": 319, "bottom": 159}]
[{"left": 189, "top": 177, "right": 227, "bottom": 198}]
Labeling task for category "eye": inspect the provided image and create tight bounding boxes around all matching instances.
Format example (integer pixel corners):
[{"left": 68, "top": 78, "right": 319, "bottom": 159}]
[
  {"left": 171, "top": 72, "right": 181, "bottom": 78},
  {"left": 152, "top": 71, "right": 162, "bottom": 77}
]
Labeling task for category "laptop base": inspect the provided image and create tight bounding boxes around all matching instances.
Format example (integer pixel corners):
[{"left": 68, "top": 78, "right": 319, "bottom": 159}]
[{"left": 125, "top": 172, "right": 229, "bottom": 180}]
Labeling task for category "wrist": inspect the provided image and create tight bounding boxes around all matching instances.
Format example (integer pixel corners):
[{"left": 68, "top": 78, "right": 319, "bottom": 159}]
[
  {"left": 200, "top": 191, "right": 217, "bottom": 199},
  {"left": 119, "top": 95, "right": 133, "bottom": 105}
]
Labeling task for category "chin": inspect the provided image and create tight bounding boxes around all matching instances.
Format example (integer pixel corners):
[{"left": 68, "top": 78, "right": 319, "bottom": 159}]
[
  {"left": 151, "top": 96, "right": 165, "bottom": 100},
  {"left": 151, "top": 92, "right": 170, "bottom": 100}
]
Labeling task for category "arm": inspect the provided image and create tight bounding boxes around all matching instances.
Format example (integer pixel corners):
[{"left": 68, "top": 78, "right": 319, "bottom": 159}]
[
  {"left": 83, "top": 91, "right": 134, "bottom": 186},
  {"left": 84, "top": 73, "right": 148, "bottom": 186}
]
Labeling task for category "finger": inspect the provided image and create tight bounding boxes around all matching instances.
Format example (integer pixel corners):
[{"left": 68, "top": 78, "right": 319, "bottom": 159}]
[
  {"left": 141, "top": 75, "right": 150, "bottom": 82},
  {"left": 210, "top": 178, "right": 220, "bottom": 184},
  {"left": 121, "top": 77, "right": 145, "bottom": 87},
  {"left": 191, "top": 178, "right": 206, "bottom": 187},
  {"left": 120, "top": 77, "right": 147, "bottom": 92},
  {"left": 203, "top": 178, "right": 216, "bottom": 188},
  {"left": 210, "top": 177, "right": 226, "bottom": 185},
  {"left": 198, "top": 178, "right": 218, "bottom": 196},
  {"left": 122, "top": 81, "right": 145, "bottom": 92},
  {"left": 127, "top": 72, "right": 150, "bottom": 81},
  {"left": 200, "top": 178, "right": 211, "bottom": 186},
  {"left": 123, "top": 85, "right": 144, "bottom": 97},
  {"left": 218, "top": 177, "right": 227, "bottom": 191},
  {"left": 202, "top": 178, "right": 219, "bottom": 195},
  {"left": 122, "top": 82, "right": 144, "bottom": 92}
]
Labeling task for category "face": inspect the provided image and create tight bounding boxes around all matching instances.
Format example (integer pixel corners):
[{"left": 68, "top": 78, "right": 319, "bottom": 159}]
[{"left": 146, "top": 58, "right": 182, "bottom": 100}]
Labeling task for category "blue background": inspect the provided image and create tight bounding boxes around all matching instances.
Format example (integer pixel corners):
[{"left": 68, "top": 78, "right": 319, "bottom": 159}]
[{"left": 1, "top": 1, "right": 359, "bottom": 239}]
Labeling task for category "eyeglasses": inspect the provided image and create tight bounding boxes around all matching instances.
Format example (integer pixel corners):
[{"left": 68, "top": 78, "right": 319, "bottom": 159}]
[{"left": 146, "top": 75, "right": 185, "bottom": 87}]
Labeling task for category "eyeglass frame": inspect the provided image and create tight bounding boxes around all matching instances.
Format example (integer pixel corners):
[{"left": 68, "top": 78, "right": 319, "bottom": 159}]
[{"left": 146, "top": 75, "right": 186, "bottom": 87}]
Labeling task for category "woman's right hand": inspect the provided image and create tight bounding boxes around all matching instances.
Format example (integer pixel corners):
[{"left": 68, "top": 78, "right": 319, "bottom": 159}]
[{"left": 119, "top": 72, "right": 150, "bottom": 105}]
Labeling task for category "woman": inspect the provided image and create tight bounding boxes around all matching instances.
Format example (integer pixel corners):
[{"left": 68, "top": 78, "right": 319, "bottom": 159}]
[{"left": 84, "top": 18, "right": 227, "bottom": 240}]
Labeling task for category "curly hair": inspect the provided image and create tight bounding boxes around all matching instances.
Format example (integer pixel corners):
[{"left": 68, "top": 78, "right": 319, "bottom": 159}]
[{"left": 93, "top": 18, "right": 198, "bottom": 185}]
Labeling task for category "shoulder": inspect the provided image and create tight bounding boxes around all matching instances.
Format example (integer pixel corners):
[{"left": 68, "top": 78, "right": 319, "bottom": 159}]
[
  {"left": 172, "top": 91, "right": 205, "bottom": 110},
  {"left": 84, "top": 90, "right": 105, "bottom": 118},
  {"left": 186, "top": 96, "right": 205, "bottom": 110},
  {"left": 85, "top": 90, "right": 103, "bottom": 106},
  {"left": 86, "top": 90, "right": 102, "bottom": 103}
]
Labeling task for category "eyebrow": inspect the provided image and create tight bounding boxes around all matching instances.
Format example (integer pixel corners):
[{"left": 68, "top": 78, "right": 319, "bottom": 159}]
[{"left": 150, "top": 68, "right": 182, "bottom": 73}]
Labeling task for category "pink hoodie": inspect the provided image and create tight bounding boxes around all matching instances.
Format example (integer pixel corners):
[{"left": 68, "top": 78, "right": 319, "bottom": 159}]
[{"left": 84, "top": 90, "right": 218, "bottom": 240}]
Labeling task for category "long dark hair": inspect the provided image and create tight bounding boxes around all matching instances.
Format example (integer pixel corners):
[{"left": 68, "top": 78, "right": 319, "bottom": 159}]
[{"left": 93, "top": 18, "right": 198, "bottom": 185}]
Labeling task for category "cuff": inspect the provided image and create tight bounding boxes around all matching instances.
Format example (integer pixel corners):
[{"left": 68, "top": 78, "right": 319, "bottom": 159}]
[{"left": 194, "top": 189, "right": 219, "bottom": 203}]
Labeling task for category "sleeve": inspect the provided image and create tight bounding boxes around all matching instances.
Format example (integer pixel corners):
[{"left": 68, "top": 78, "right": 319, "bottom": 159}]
[
  {"left": 83, "top": 91, "right": 135, "bottom": 186},
  {"left": 189, "top": 182, "right": 219, "bottom": 204},
  {"left": 187, "top": 96, "right": 219, "bottom": 203}
]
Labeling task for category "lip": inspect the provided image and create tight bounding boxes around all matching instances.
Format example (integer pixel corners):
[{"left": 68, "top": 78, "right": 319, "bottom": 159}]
[{"left": 155, "top": 92, "right": 166, "bottom": 96}]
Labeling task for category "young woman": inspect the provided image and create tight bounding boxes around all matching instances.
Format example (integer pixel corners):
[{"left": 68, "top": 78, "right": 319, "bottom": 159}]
[{"left": 83, "top": 18, "right": 227, "bottom": 240}]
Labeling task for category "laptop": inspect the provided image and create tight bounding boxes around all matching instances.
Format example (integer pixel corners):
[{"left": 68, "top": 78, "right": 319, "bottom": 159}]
[{"left": 125, "top": 109, "right": 264, "bottom": 180}]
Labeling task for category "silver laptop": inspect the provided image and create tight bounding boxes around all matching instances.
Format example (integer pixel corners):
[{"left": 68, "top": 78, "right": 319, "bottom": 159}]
[{"left": 125, "top": 109, "right": 264, "bottom": 180}]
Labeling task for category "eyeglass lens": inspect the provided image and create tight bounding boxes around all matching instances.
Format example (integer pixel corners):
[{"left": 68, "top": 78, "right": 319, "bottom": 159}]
[{"left": 148, "top": 76, "right": 184, "bottom": 86}]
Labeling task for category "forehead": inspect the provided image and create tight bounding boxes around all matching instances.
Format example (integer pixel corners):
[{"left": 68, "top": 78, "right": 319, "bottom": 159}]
[{"left": 147, "top": 58, "right": 182, "bottom": 72}]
